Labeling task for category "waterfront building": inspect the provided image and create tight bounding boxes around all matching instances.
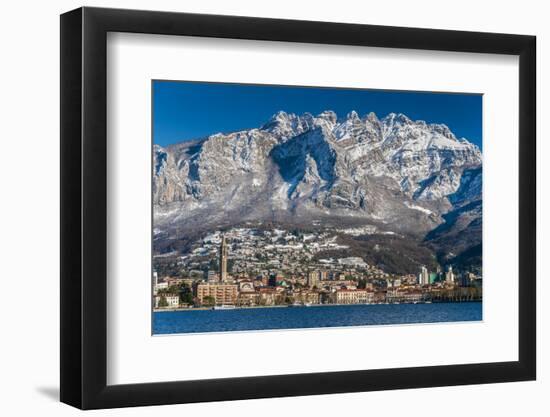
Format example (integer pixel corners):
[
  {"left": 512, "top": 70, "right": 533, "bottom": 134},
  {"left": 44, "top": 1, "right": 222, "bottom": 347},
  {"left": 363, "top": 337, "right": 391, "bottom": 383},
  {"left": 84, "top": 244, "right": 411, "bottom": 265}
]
[
  {"left": 387, "top": 289, "right": 423, "bottom": 303},
  {"left": 155, "top": 281, "right": 169, "bottom": 292},
  {"left": 154, "top": 293, "right": 180, "bottom": 309},
  {"left": 307, "top": 270, "right": 319, "bottom": 288},
  {"left": 293, "top": 289, "right": 321, "bottom": 305},
  {"left": 196, "top": 283, "right": 238, "bottom": 306},
  {"left": 403, "top": 290, "right": 424, "bottom": 303},
  {"left": 258, "top": 287, "right": 277, "bottom": 305},
  {"left": 331, "top": 289, "right": 357, "bottom": 304},
  {"left": 374, "top": 290, "right": 387, "bottom": 303},
  {"left": 386, "top": 287, "right": 400, "bottom": 302},
  {"left": 237, "top": 291, "right": 260, "bottom": 306},
  {"left": 331, "top": 289, "right": 372, "bottom": 304},
  {"left": 356, "top": 289, "right": 374, "bottom": 304}
]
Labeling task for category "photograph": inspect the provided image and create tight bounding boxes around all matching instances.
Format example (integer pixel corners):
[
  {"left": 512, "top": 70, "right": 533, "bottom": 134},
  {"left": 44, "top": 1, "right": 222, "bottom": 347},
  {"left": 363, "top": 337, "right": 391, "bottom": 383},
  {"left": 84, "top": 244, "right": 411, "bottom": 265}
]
[
  {"left": 0, "top": 0, "right": 543, "bottom": 414},
  {"left": 151, "top": 81, "right": 483, "bottom": 334}
]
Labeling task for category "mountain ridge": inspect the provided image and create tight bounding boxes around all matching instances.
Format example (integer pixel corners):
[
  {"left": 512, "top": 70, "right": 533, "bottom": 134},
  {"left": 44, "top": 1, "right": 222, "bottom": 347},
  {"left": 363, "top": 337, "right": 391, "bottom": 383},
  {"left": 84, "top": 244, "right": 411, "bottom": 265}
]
[{"left": 153, "top": 110, "right": 482, "bottom": 268}]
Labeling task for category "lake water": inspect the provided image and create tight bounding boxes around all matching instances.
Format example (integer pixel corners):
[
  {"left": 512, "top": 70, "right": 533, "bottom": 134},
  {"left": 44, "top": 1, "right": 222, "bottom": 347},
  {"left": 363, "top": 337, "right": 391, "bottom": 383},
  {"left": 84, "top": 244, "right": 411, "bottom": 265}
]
[{"left": 153, "top": 302, "right": 482, "bottom": 335}]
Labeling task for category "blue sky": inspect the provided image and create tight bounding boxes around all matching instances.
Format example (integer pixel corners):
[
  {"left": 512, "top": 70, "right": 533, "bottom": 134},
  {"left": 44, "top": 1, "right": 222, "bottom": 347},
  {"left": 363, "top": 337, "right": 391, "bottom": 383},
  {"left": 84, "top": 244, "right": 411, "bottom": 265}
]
[{"left": 153, "top": 80, "right": 482, "bottom": 149}]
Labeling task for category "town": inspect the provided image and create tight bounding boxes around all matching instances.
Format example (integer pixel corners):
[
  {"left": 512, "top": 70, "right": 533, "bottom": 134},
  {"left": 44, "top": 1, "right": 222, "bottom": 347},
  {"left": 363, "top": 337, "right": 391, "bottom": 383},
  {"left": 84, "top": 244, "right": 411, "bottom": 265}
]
[{"left": 153, "top": 228, "right": 482, "bottom": 310}]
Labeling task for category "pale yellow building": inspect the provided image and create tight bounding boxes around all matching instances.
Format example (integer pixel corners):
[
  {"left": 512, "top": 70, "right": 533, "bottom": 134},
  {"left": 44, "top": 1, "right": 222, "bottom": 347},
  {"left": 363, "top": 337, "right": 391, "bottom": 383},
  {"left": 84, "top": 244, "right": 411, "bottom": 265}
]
[
  {"left": 331, "top": 289, "right": 373, "bottom": 304},
  {"left": 307, "top": 271, "right": 320, "bottom": 288},
  {"left": 196, "top": 283, "right": 238, "bottom": 305}
]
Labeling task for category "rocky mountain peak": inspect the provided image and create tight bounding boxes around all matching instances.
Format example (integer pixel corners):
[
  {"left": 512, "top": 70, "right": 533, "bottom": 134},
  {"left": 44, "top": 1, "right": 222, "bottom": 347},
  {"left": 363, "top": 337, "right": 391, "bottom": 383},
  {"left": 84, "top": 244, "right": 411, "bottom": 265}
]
[
  {"left": 153, "top": 109, "right": 482, "bottom": 246},
  {"left": 347, "top": 110, "right": 360, "bottom": 120},
  {"left": 364, "top": 111, "right": 379, "bottom": 124},
  {"left": 317, "top": 110, "right": 337, "bottom": 124}
]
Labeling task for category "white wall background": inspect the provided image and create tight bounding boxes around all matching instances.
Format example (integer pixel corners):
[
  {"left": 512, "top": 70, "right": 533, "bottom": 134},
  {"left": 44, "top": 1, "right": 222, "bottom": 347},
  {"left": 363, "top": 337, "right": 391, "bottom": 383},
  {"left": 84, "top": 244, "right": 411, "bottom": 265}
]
[{"left": 0, "top": 0, "right": 546, "bottom": 415}]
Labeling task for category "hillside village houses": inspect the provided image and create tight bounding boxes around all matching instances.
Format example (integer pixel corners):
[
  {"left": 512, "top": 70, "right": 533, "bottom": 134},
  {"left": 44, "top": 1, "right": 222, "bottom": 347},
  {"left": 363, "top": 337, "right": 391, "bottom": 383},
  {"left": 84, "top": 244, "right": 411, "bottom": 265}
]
[{"left": 153, "top": 229, "right": 482, "bottom": 310}]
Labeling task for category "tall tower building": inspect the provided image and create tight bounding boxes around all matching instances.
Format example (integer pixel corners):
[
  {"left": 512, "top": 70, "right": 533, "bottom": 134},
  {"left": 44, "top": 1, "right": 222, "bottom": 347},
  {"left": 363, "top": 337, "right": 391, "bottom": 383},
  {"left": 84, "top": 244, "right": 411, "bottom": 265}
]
[
  {"left": 219, "top": 234, "right": 228, "bottom": 282},
  {"left": 445, "top": 266, "right": 455, "bottom": 283},
  {"left": 419, "top": 266, "right": 429, "bottom": 285}
]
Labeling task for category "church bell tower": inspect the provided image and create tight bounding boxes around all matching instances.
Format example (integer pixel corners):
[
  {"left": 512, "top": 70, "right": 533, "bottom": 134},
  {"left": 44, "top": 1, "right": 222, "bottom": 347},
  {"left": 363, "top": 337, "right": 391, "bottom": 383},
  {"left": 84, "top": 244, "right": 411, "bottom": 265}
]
[{"left": 219, "top": 235, "right": 228, "bottom": 282}]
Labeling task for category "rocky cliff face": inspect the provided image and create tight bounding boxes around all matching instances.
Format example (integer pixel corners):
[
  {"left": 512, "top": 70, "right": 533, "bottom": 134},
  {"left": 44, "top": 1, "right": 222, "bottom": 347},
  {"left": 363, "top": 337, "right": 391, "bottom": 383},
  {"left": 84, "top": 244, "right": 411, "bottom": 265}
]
[{"left": 153, "top": 110, "right": 482, "bottom": 254}]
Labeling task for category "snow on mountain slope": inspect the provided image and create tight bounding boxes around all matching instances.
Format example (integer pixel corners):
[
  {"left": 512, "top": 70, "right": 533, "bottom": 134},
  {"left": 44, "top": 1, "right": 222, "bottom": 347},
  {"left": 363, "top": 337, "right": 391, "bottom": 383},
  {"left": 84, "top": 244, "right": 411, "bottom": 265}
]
[{"left": 153, "top": 110, "right": 482, "bottom": 240}]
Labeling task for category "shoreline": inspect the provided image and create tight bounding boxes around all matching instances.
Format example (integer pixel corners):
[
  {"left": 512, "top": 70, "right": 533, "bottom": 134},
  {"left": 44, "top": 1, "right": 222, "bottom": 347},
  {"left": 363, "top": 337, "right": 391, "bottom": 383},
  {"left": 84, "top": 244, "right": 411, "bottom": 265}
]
[{"left": 153, "top": 299, "right": 481, "bottom": 313}]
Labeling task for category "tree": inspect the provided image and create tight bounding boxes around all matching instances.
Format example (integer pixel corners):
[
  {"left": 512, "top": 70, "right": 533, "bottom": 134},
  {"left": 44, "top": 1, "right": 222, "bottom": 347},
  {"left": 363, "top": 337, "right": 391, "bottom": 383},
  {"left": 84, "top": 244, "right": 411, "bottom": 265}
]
[
  {"left": 180, "top": 289, "right": 194, "bottom": 305},
  {"left": 158, "top": 295, "right": 168, "bottom": 308},
  {"left": 167, "top": 285, "right": 180, "bottom": 294},
  {"left": 202, "top": 296, "right": 215, "bottom": 307},
  {"left": 160, "top": 282, "right": 195, "bottom": 306}
]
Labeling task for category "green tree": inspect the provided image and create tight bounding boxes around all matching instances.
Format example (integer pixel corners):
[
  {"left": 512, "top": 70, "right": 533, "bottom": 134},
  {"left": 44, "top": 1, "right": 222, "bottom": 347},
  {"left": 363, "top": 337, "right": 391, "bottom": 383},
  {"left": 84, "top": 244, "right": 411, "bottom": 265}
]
[
  {"left": 180, "top": 286, "right": 194, "bottom": 305},
  {"left": 202, "top": 296, "right": 215, "bottom": 307},
  {"left": 167, "top": 285, "right": 180, "bottom": 294},
  {"left": 158, "top": 295, "right": 168, "bottom": 308}
]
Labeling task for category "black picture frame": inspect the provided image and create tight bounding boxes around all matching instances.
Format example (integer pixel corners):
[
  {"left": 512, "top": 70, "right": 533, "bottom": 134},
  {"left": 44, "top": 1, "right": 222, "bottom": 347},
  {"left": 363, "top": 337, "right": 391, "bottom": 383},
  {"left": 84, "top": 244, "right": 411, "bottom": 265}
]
[{"left": 60, "top": 6, "right": 536, "bottom": 410}]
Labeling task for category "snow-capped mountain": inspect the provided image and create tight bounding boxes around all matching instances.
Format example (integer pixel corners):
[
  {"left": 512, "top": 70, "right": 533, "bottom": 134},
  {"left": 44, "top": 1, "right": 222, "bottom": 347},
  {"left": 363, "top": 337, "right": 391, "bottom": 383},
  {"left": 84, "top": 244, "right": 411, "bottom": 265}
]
[{"left": 153, "top": 110, "right": 482, "bottom": 261}]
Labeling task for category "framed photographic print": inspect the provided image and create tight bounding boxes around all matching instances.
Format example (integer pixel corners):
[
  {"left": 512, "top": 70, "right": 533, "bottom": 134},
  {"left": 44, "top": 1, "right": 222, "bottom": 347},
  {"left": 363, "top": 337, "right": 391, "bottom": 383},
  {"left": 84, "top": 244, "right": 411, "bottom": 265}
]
[{"left": 60, "top": 6, "right": 536, "bottom": 409}]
